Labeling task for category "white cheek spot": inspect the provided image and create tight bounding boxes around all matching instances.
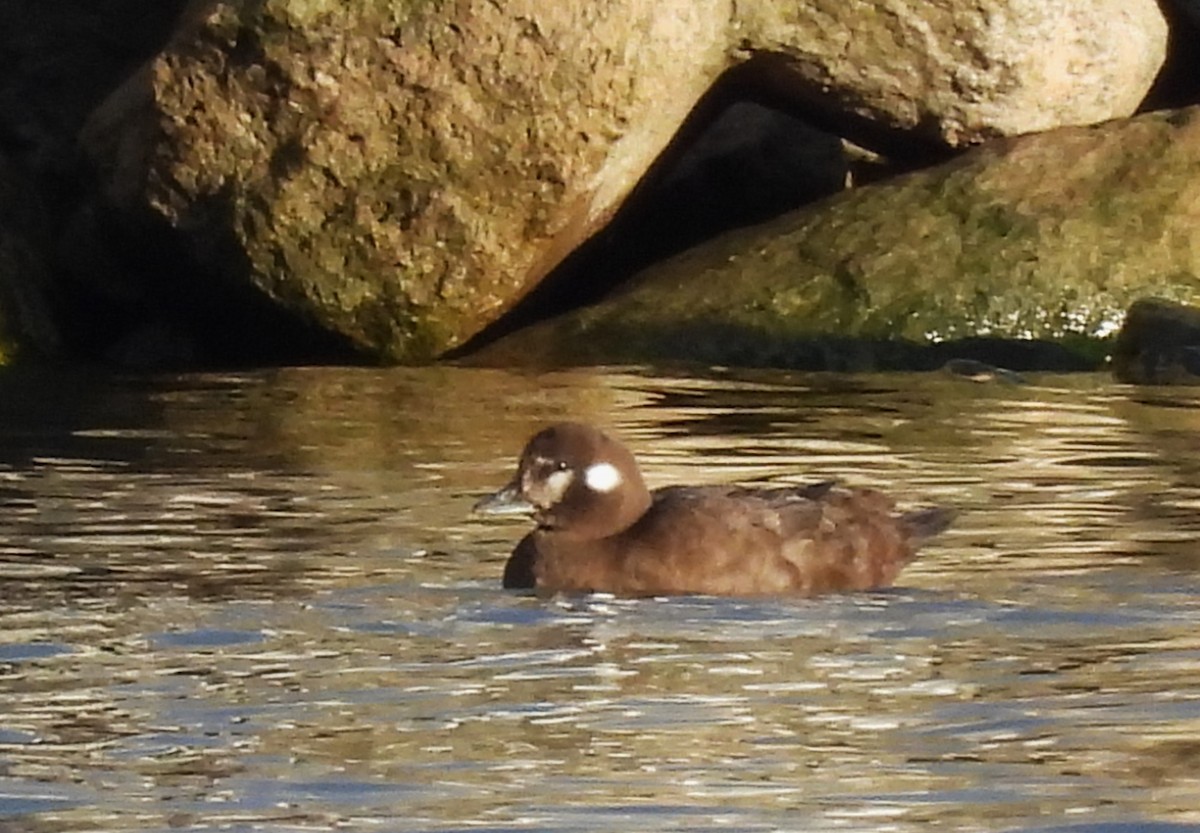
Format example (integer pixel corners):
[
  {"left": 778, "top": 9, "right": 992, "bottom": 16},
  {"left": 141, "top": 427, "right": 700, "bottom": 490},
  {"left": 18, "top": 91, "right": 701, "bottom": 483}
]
[{"left": 584, "top": 462, "right": 622, "bottom": 493}]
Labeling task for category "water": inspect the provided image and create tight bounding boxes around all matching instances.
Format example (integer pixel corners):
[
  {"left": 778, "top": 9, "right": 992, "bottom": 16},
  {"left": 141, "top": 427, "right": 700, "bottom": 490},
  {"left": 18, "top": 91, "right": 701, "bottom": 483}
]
[{"left": 0, "top": 365, "right": 1197, "bottom": 832}]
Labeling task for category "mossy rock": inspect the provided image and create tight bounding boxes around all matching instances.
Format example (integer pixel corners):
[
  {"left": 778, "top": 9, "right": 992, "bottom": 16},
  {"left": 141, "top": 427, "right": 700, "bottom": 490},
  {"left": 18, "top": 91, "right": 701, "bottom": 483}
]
[
  {"left": 472, "top": 107, "right": 1200, "bottom": 370},
  {"left": 1111, "top": 297, "right": 1200, "bottom": 384}
]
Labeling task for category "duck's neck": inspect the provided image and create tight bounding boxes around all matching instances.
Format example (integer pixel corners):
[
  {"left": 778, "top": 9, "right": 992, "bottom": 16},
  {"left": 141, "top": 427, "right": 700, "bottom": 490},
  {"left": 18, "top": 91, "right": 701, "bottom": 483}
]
[
  {"left": 540, "top": 481, "right": 651, "bottom": 540},
  {"left": 530, "top": 532, "right": 624, "bottom": 593}
]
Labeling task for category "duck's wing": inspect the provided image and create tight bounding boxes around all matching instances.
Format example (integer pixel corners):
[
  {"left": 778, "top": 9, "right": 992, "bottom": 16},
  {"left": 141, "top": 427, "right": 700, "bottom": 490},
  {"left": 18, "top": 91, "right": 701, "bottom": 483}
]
[
  {"left": 721, "top": 480, "right": 837, "bottom": 505},
  {"left": 771, "top": 485, "right": 947, "bottom": 594},
  {"left": 647, "top": 484, "right": 943, "bottom": 595},
  {"left": 605, "top": 486, "right": 831, "bottom": 595}
]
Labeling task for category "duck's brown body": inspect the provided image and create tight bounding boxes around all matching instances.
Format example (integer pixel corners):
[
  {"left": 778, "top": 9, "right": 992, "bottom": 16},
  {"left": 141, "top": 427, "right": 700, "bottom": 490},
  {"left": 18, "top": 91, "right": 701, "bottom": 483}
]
[{"left": 475, "top": 423, "right": 953, "bottom": 598}]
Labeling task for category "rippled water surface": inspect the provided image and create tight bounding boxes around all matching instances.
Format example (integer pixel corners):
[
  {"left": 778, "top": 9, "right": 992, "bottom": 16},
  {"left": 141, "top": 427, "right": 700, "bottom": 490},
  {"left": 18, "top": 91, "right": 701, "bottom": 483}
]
[{"left": 1, "top": 365, "right": 1198, "bottom": 832}]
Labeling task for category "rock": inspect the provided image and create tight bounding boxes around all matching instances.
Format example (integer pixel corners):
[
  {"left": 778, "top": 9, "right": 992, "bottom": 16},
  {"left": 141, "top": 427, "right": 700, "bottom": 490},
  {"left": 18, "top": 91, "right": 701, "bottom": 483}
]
[
  {"left": 0, "top": 152, "right": 60, "bottom": 363},
  {"left": 82, "top": 0, "right": 1168, "bottom": 363},
  {"left": 0, "top": 1, "right": 187, "bottom": 180},
  {"left": 0, "top": 0, "right": 191, "bottom": 366},
  {"left": 467, "top": 106, "right": 1200, "bottom": 371},
  {"left": 84, "top": 0, "right": 734, "bottom": 362},
  {"left": 1112, "top": 298, "right": 1200, "bottom": 385},
  {"left": 733, "top": 0, "right": 1167, "bottom": 147}
]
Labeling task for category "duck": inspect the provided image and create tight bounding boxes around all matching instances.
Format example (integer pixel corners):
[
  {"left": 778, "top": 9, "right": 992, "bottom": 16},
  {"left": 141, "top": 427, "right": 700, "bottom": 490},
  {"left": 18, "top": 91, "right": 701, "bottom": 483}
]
[{"left": 472, "top": 422, "right": 954, "bottom": 597}]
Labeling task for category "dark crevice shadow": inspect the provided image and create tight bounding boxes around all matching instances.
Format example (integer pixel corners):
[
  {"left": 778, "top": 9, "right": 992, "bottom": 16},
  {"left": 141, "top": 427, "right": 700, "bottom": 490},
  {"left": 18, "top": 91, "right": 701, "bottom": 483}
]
[
  {"left": 449, "top": 55, "right": 957, "bottom": 359},
  {"left": 1142, "top": 0, "right": 1200, "bottom": 111}
]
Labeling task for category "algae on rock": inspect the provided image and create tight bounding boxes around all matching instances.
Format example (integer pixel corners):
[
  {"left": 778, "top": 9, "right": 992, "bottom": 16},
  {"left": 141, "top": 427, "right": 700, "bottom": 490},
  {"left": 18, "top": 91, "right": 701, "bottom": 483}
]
[{"left": 473, "top": 107, "right": 1200, "bottom": 369}]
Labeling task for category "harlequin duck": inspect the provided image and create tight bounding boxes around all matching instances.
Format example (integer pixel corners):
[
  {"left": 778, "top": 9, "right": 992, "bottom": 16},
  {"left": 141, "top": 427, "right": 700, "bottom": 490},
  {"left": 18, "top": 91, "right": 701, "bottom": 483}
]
[{"left": 473, "top": 422, "right": 954, "bottom": 597}]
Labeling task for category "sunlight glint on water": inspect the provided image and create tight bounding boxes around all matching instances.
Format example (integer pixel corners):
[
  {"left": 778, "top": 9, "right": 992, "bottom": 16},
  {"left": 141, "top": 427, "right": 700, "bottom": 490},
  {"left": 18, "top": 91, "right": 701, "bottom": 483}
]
[{"left": 0, "top": 366, "right": 1197, "bottom": 832}]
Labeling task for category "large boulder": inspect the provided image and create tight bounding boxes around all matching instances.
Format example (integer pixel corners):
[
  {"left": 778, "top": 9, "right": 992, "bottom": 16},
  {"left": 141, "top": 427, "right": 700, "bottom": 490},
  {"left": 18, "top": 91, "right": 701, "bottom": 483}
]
[
  {"left": 84, "top": 0, "right": 732, "bottom": 362},
  {"left": 81, "top": 0, "right": 1167, "bottom": 362},
  {"left": 468, "top": 106, "right": 1200, "bottom": 371},
  {"left": 733, "top": 0, "right": 1167, "bottom": 146}
]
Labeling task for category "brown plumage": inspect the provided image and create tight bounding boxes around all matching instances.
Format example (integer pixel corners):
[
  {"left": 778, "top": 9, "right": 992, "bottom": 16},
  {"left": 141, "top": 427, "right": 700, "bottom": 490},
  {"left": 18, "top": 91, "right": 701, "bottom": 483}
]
[{"left": 473, "top": 422, "right": 953, "bottom": 598}]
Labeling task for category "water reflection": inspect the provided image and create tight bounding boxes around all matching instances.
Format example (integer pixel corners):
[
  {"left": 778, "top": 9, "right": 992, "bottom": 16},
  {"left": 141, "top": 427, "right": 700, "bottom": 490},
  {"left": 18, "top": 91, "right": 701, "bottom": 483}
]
[{"left": 0, "top": 365, "right": 1197, "bottom": 831}]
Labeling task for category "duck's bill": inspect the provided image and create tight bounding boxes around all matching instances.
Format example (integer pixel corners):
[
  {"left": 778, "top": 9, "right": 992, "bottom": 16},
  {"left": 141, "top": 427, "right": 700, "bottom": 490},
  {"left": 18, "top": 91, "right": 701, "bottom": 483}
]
[{"left": 472, "top": 483, "right": 535, "bottom": 517}]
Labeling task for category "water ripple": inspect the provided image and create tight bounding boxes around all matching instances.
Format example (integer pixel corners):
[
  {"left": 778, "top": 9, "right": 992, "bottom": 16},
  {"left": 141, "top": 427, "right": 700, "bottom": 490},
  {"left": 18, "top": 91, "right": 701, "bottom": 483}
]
[{"left": 0, "top": 368, "right": 1198, "bottom": 831}]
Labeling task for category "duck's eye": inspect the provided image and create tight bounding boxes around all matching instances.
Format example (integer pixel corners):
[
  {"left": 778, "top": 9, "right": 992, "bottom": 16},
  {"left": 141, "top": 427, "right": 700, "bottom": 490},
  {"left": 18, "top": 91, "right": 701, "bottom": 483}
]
[{"left": 537, "top": 459, "right": 570, "bottom": 479}]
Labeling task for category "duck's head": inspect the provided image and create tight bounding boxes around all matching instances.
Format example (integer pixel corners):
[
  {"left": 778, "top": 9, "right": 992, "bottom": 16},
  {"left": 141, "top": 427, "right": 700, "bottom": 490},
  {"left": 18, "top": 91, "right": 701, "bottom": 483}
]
[{"left": 473, "top": 422, "right": 652, "bottom": 539}]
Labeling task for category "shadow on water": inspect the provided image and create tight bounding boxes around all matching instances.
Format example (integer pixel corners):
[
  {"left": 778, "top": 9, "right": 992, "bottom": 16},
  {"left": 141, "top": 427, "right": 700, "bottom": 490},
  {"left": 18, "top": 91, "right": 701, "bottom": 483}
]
[{"left": 0, "top": 364, "right": 1198, "bottom": 831}]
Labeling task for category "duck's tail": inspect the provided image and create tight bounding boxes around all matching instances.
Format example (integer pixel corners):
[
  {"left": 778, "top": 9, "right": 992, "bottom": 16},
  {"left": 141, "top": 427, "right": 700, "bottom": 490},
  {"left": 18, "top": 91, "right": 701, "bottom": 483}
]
[{"left": 901, "top": 506, "right": 957, "bottom": 542}]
